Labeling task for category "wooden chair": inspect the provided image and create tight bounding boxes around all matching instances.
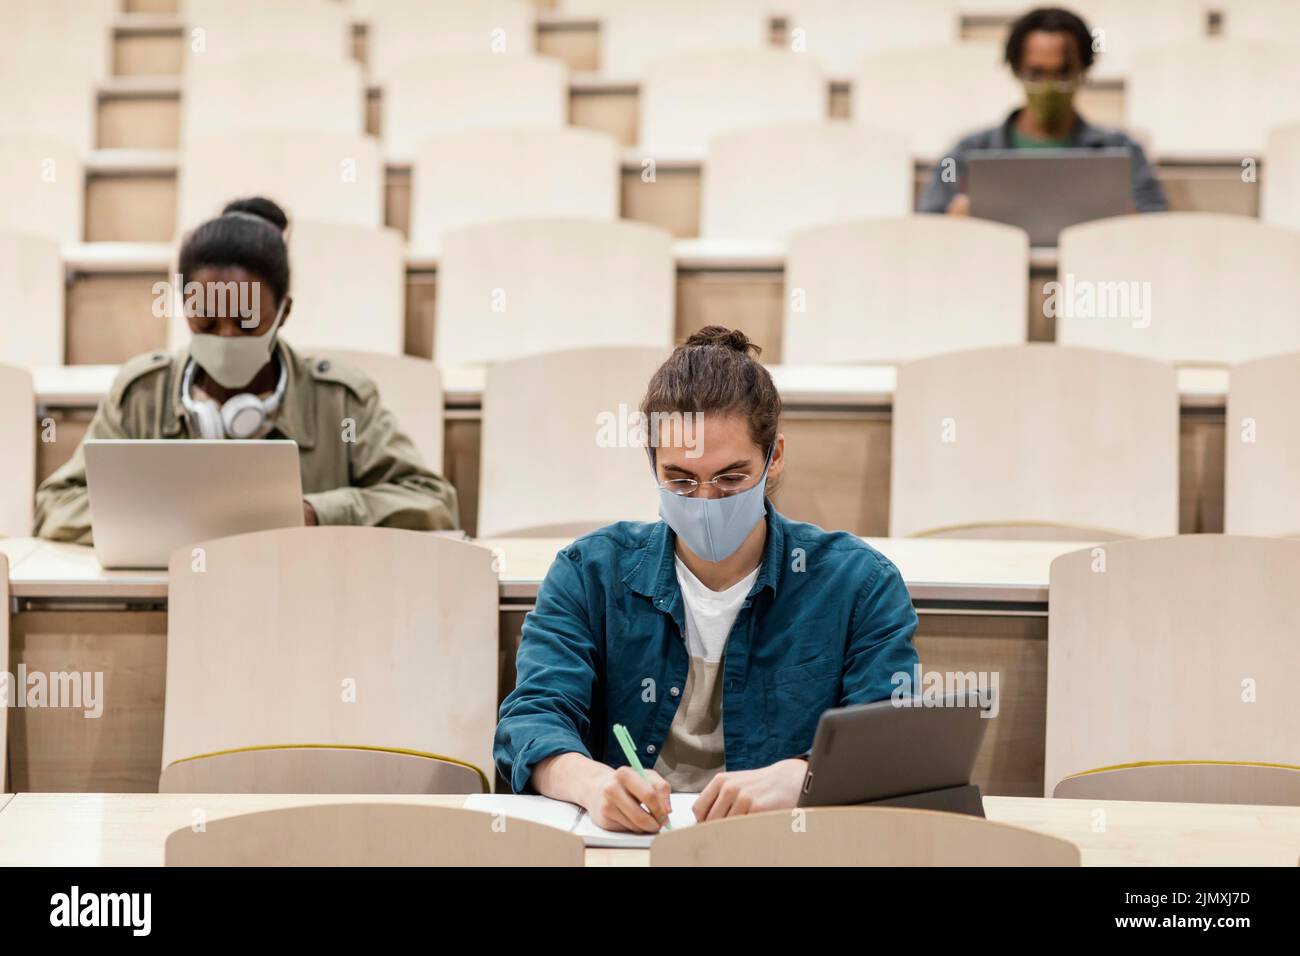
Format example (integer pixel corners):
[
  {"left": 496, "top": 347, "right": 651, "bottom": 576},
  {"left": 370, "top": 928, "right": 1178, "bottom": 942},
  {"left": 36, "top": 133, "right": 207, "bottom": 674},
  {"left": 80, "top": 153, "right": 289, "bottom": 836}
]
[
  {"left": 1216, "top": 0, "right": 1300, "bottom": 45},
  {"left": 177, "top": 131, "right": 385, "bottom": 235},
  {"left": 435, "top": 219, "right": 674, "bottom": 367},
  {"left": 640, "top": 50, "right": 827, "bottom": 155},
  {"left": 701, "top": 123, "right": 912, "bottom": 242},
  {"left": 165, "top": 803, "right": 584, "bottom": 865},
  {"left": 1067, "top": 0, "right": 1208, "bottom": 81},
  {"left": 368, "top": 0, "right": 537, "bottom": 84},
  {"left": 651, "top": 806, "right": 1080, "bottom": 866},
  {"left": 0, "top": 136, "right": 83, "bottom": 243},
  {"left": 1262, "top": 121, "right": 1300, "bottom": 231},
  {"left": 478, "top": 346, "right": 666, "bottom": 537},
  {"left": 409, "top": 127, "right": 618, "bottom": 255},
  {"left": 0, "top": 233, "right": 63, "bottom": 368},
  {"left": 1057, "top": 213, "right": 1300, "bottom": 365},
  {"left": 1129, "top": 39, "right": 1300, "bottom": 157},
  {"left": 0, "top": 365, "right": 35, "bottom": 540},
  {"left": 384, "top": 55, "right": 567, "bottom": 163},
  {"left": 159, "top": 747, "right": 482, "bottom": 795},
  {"left": 181, "top": 55, "right": 365, "bottom": 144},
  {"left": 310, "top": 350, "right": 444, "bottom": 473},
  {"left": 1226, "top": 352, "right": 1300, "bottom": 536},
  {"left": 853, "top": 43, "right": 1021, "bottom": 159},
  {"left": 161, "top": 528, "right": 499, "bottom": 790},
  {"left": 1047, "top": 535, "right": 1300, "bottom": 802},
  {"left": 783, "top": 216, "right": 1027, "bottom": 364},
  {"left": 167, "top": 223, "right": 405, "bottom": 356},
  {"left": 182, "top": 0, "right": 352, "bottom": 66},
  {"left": 891, "top": 344, "right": 1178, "bottom": 539},
  {"left": 601, "top": 0, "right": 768, "bottom": 79},
  {"left": 1055, "top": 763, "right": 1300, "bottom": 806},
  {"left": 782, "top": 0, "right": 960, "bottom": 76}
]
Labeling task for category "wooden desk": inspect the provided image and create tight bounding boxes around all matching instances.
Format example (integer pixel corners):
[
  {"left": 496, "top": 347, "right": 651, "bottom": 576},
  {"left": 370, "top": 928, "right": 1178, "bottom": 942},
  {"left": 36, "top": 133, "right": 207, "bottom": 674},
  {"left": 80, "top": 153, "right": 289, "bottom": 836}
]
[
  {"left": 4, "top": 535, "right": 1079, "bottom": 796},
  {"left": 31, "top": 359, "right": 1230, "bottom": 539},
  {"left": 1, "top": 792, "right": 1296, "bottom": 867}
]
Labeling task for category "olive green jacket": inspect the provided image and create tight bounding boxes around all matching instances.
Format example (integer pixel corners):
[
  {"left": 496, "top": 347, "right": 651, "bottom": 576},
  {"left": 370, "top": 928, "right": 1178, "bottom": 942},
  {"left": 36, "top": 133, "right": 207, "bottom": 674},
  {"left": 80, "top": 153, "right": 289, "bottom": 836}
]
[{"left": 34, "top": 342, "right": 460, "bottom": 544}]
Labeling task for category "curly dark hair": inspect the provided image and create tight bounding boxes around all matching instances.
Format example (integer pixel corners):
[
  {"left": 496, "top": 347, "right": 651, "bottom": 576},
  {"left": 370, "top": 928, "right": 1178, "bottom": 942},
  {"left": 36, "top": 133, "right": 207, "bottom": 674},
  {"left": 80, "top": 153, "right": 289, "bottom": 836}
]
[{"left": 1004, "top": 7, "right": 1096, "bottom": 73}]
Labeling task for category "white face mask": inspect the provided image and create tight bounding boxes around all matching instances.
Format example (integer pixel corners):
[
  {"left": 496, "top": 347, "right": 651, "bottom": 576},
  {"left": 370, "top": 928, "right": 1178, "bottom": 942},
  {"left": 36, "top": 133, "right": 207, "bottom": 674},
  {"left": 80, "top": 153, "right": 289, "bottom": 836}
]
[{"left": 189, "top": 299, "right": 287, "bottom": 390}]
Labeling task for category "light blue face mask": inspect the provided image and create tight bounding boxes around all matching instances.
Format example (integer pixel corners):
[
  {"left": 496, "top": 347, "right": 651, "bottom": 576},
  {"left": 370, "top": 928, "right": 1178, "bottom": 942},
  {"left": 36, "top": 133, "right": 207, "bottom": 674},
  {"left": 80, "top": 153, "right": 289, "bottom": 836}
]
[{"left": 655, "top": 446, "right": 773, "bottom": 563}]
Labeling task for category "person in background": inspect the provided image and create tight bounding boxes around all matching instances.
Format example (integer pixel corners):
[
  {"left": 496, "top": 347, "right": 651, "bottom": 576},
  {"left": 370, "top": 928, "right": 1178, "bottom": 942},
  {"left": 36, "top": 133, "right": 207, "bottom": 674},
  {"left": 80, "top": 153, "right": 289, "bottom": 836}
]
[
  {"left": 34, "top": 197, "right": 459, "bottom": 543},
  {"left": 495, "top": 326, "right": 919, "bottom": 832},
  {"left": 920, "top": 6, "right": 1167, "bottom": 215}
]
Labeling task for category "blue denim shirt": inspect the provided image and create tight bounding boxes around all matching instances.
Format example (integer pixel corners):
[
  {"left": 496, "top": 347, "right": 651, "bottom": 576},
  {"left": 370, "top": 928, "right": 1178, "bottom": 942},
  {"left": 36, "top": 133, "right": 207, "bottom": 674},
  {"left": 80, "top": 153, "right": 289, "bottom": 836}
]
[{"left": 494, "top": 502, "right": 920, "bottom": 793}]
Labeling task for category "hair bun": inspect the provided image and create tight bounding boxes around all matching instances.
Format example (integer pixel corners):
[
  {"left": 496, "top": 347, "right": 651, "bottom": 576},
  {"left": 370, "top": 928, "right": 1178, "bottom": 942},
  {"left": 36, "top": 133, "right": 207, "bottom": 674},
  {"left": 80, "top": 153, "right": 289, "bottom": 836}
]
[
  {"left": 683, "top": 325, "right": 761, "bottom": 357},
  {"left": 221, "top": 196, "right": 289, "bottom": 233}
]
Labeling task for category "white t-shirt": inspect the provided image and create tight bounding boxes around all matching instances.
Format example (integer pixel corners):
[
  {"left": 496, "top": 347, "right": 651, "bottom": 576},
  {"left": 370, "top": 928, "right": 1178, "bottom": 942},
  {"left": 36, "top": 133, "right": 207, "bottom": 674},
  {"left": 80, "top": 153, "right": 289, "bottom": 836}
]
[{"left": 652, "top": 557, "right": 761, "bottom": 790}]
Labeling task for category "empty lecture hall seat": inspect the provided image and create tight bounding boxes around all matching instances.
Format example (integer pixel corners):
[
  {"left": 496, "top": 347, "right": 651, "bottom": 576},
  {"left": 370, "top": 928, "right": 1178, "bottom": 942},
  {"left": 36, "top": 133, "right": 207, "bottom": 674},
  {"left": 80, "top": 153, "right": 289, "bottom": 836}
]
[
  {"left": 177, "top": 131, "right": 385, "bottom": 234},
  {"left": 0, "top": 54, "right": 99, "bottom": 154},
  {"left": 1128, "top": 39, "right": 1300, "bottom": 157},
  {"left": 890, "top": 345, "right": 1179, "bottom": 540},
  {"left": 181, "top": 0, "right": 353, "bottom": 65},
  {"left": 310, "top": 350, "right": 444, "bottom": 474},
  {"left": 599, "top": 0, "right": 769, "bottom": 79},
  {"left": 8, "top": 0, "right": 116, "bottom": 82},
  {"left": 478, "top": 346, "right": 665, "bottom": 538},
  {"left": 164, "top": 804, "right": 585, "bottom": 866},
  {"left": 1218, "top": 0, "right": 1300, "bottom": 44},
  {"left": 159, "top": 528, "right": 499, "bottom": 793},
  {"left": 853, "top": 43, "right": 1021, "bottom": 159},
  {"left": 0, "top": 231, "right": 64, "bottom": 368},
  {"left": 1262, "top": 122, "right": 1300, "bottom": 230},
  {"left": 165, "top": 222, "right": 406, "bottom": 357},
  {"left": 366, "top": 0, "right": 537, "bottom": 84},
  {"left": 1067, "top": 0, "right": 1208, "bottom": 81},
  {"left": 434, "top": 218, "right": 674, "bottom": 367},
  {"left": 1047, "top": 535, "right": 1300, "bottom": 805},
  {"left": 180, "top": 55, "right": 366, "bottom": 144},
  {"left": 383, "top": 54, "right": 568, "bottom": 163},
  {"left": 640, "top": 49, "right": 827, "bottom": 155},
  {"left": 1057, "top": 213, "right": 1300, "bottom": 366},
  {"left": 700, "top": 122, "right": 912, "bottom": 242},
  {"left": 409, "top": 128, "right": 620, "bottom": 255},
  {"left": 781, "top": 0, "right": 961, "bottom": 76},
  {"left": 651, "top": 807, "right": 1080, "bottom": 866},
  {"left": 1225, "top": 352, "right": 1300, "bottom": 538},
  {"left": 0, "top": 136, "right": 83, "bottom": 243},
  {"left": 0, "top": 364, "right": 36, "bottom": 541},
  {"left": 782, "top": 216, "right": 1028, "bottom": 364}
]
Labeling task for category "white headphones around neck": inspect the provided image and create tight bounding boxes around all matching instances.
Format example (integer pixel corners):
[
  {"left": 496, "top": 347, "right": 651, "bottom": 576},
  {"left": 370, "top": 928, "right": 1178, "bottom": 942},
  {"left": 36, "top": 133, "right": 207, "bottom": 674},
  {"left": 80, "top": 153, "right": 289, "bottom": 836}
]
[{"left": 181, "top": 357, "right": 288, "bottom": 440}]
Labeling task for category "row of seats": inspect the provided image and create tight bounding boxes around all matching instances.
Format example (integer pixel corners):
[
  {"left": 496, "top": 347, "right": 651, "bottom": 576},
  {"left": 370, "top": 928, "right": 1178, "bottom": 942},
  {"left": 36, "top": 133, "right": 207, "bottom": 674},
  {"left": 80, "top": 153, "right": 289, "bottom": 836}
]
[
  {"left": 135, "top": 525, "right": 1298, "bottom": 807},
  {"left": 17, "top": 38, "right": 1300, "bottom": 157},
  {"left": 20, "top": 0, "right": 1300, "bottom": 81},
  {"left": 6, "top": 210, "right": 1300, "bottom": 368},
  {"left": 6, "top": 343, "right": 1300, "bottom": 541}
]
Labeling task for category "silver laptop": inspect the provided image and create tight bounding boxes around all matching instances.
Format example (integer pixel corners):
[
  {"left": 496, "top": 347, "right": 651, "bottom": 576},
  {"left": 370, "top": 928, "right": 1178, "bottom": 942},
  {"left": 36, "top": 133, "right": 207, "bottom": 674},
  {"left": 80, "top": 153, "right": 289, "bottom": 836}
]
[
  {"left": 798, "top": 692, "right": 992, "bottom": 816},
  {"left": 967, "top": 148, "right": 1133, "bottom": 246},
  {"left": 85, "top": 439, "right": 304, "bottom": 569}
]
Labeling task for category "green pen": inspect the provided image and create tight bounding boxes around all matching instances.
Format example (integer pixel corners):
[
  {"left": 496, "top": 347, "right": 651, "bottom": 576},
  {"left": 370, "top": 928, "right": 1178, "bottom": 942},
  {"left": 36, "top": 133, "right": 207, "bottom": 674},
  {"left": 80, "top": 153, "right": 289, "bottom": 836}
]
[{"left": 613, "top": 723, "right": 672, "bottom": 830}]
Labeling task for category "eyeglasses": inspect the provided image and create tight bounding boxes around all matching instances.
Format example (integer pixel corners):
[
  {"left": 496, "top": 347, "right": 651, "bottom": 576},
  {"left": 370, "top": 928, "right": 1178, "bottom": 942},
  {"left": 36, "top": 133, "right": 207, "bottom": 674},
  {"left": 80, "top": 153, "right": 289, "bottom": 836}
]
[{"left": 658, "top": 473, "right": 755, "bottom": 497}]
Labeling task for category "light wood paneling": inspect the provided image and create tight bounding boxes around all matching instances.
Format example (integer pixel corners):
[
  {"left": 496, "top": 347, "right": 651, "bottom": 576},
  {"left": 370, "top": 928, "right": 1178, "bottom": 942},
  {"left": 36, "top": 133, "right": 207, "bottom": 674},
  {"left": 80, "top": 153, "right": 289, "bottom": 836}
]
[
  {"left": 9, "top": 610, "right": 168, "bottom": 792},
  {"left": 66, "top": 275, "right": 167, "bottom": 364},
  {"left": 772, "top": 413, "right": 891, "bottom": 536},
  {"left": 675, "top": 269, "right": 783, "bottom": 356},
  {"left": 86, "top": 175, "right": 175, "bottom": 242},
  {"left": 114, "top": 34, "right": 185, "bottom": 77},
  {"left": 571, "top": 89, "right": 638, "bottom": 147}
]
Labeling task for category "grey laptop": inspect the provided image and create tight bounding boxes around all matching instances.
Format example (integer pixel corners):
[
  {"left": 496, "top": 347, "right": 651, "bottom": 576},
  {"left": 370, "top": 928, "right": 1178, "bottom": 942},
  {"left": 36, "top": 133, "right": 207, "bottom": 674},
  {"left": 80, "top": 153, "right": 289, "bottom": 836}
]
[
  {"left": 84, "top": 439, "right": 304, "bottom": 569},
  {"left": 797, "top": 692, "right": 993, "bottom": 816},
  {"left": 967, "top": 148, "right": 1133, "bottom": 246}
]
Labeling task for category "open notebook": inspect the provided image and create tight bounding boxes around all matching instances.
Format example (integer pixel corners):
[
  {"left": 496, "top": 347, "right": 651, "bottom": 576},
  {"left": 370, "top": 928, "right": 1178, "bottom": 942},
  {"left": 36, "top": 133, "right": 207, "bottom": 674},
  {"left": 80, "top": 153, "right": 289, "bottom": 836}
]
[{"left": 464, "top": 792, "right": 699, "bottom": 848}]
